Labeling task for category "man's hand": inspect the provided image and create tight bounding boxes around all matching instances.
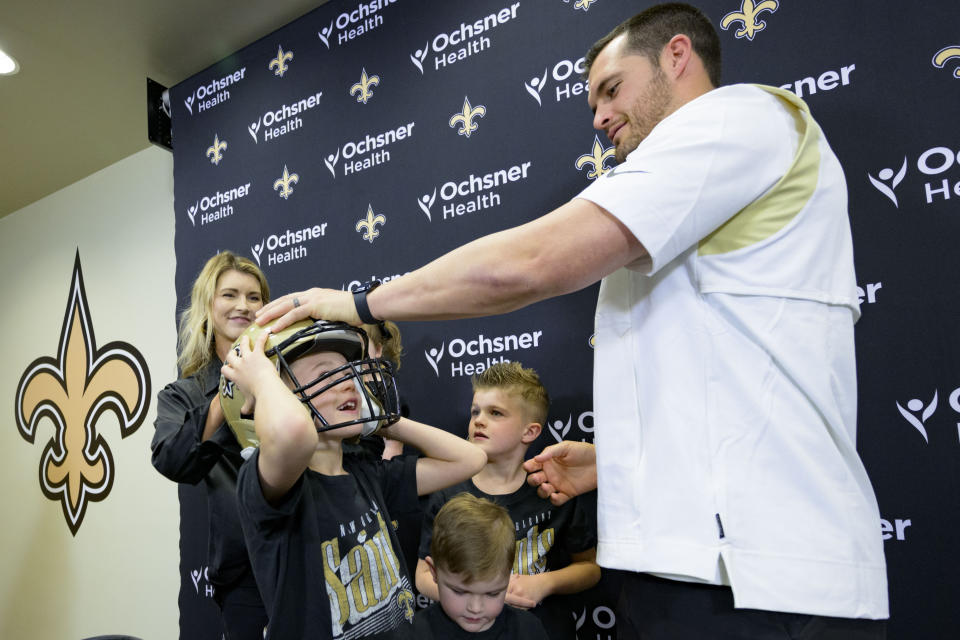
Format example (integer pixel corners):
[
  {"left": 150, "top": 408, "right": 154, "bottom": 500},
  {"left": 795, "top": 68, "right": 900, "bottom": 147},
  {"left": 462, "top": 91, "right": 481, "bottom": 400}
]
[
  {"left": 523, "top": 441, "right": 597, "bottom": 506},
  {"left": 255, "top": 287, "right": 359, "bottom": 331}
]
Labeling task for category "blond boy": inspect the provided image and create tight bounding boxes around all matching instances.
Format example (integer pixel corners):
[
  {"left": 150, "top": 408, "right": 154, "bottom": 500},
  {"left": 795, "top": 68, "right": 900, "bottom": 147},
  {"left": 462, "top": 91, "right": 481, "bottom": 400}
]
[{"left": 415, "top": 362, "right": 600, "bottom": 639}]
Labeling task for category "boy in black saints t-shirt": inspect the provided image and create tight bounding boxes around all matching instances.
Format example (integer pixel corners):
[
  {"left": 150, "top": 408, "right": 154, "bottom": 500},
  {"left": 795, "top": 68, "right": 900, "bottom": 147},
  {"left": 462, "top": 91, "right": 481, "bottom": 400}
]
[
  {"left": 221, "top": 319, "right": 486, "bottom": 639},
  {"left": 415, "top": 493, "right": 548, "bottom": 639},
  {"left": 415, "top": 362, "right": 600, "bottom": 639}
]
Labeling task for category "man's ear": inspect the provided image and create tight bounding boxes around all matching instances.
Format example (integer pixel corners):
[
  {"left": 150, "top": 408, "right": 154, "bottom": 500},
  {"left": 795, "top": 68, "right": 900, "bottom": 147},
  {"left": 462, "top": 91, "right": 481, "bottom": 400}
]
[
  {"left": 425, "top": 555, "right": 439, "bottom": 584},
  {"left": 661, "top": 33, "right": 693, "bottom": 78},
  {"left": 521, "top": 421, "right": 542, "bottom": 444}
]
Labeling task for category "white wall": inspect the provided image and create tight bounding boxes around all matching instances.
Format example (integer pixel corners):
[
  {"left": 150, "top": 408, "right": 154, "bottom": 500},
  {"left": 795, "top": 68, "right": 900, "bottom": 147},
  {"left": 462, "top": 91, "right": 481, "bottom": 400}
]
[{"left": 0, "top": 146, "right": 180, "bottom": 640}]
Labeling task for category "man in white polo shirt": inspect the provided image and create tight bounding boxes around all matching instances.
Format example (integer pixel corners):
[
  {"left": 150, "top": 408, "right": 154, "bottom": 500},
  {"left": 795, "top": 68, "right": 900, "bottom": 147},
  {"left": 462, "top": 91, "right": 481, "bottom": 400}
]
[{"left": 255, "top": 4, "right": 888, "bottom": 637}]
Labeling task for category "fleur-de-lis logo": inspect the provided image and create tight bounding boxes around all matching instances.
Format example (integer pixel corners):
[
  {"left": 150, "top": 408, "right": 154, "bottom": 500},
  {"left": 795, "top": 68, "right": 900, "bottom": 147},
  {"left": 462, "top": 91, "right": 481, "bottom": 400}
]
[
  {"left": 206, "top": 134, "right": 227, "bottom": 165},
  {"left": 449, "top": 96, "right": 486, "bottom": 138},
  {"left": 575, "top": 135, "right": 617, "bottom": 180},
  {"left": 268, "top": 45, "right": 294, "bottom": 77},
  {"left": 273, "top": 165, "right": 299, "bottom": 200},
  {"left": 350, "top": 68, "right": 380, "bottom": 104},
  {"left": 720, "top": 0, "right": 779, "bottom": 41},
  {"left": 565, "top": 0, "right": 599, "bottom": 11},
  {"left": 356, "top": 204, "right": 386, "bottom": 243},
  {"left": 397, "top": 589, "right": 416, "bottom": 621},
  {"left": 933, "top": 46, "right": 960, "bottom": 78},
  {"left": 15, "top": 252, "right": 150, "bottom": 535}
]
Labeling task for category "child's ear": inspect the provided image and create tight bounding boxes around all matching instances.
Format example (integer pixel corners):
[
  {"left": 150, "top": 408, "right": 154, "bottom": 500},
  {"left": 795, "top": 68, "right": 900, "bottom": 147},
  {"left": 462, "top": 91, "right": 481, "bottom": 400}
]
[
  {"left": 521, "top": 422, "right": 542, "bottom": 444},
  {"left": 425, "top": 556, "right": 439, "bottom": 584}
]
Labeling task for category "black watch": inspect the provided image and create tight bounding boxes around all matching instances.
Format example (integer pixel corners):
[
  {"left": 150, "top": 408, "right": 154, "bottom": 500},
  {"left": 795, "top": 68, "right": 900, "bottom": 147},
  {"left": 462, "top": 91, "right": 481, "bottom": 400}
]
[{"left": 352, "top": 280, "right": 382, "bottom": 324}]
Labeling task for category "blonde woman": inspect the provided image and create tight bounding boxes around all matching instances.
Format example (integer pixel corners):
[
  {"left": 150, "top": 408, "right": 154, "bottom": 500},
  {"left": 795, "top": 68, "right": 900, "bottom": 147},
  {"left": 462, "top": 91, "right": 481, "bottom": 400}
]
[{"left": 151, "top": 252, "right": 269, "bottom": 640}]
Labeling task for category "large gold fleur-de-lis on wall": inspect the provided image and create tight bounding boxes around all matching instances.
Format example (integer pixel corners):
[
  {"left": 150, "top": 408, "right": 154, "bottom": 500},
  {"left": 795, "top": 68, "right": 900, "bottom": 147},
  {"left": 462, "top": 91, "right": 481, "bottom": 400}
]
[
  {"left": 206, "top": 134, "right": 227, "bottom": 165},
  {"left": 449, "top": 96, "right": 486, "bottom": 138},
  {"left": 573, "top": 0, "right": 598, "bottom": 11},
  {"left": 575, "top": 135, "right": 617, "bottom": 180},
  {"left": 269, "top": 45, "right": 294, "bottom": 77},
  {"left": 15, "top": 251, "right": 151, "bottom": 535},
  {"left": 273, "top": 164, "right": 300, "bottom": 199},
  {"left": 350, "top": 68, "right": 380, "bottom": 104},
  {"left": 356, "top": 204, "right": 386, "bottom": 243},
  {"left": 720, "top": 0, "right": 779, "bottom": 41}
]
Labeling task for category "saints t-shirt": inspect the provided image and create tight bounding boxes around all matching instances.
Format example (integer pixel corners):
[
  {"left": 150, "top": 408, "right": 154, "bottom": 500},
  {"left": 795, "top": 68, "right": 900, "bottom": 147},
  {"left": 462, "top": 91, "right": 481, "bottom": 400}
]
[
  {"left": 238, "top": 450, "right": 419, "bottom": 639},
  {"left": 419, "top": 479, "right": 596, "bottom": 639}
]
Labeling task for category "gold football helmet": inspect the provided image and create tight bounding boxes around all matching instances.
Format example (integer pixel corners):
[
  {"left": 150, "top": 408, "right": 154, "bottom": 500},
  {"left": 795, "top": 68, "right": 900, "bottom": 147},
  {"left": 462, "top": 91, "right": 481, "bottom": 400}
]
[{"left": 219, "top": 319, "right": 400, "bottom": 454}]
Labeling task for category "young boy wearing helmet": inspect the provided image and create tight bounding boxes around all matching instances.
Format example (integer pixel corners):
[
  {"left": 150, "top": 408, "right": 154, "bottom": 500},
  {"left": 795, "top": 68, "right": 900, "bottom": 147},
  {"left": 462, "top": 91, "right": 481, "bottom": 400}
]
[{"left": 221, "top": 319, "right": 486, "bottom": 639}]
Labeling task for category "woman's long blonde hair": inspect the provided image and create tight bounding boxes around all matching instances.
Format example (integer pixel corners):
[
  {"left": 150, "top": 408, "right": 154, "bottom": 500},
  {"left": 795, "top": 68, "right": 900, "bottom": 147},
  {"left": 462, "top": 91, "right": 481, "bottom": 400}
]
[{"left": 177, "top": 252, "right": 270, "bottom": 378}]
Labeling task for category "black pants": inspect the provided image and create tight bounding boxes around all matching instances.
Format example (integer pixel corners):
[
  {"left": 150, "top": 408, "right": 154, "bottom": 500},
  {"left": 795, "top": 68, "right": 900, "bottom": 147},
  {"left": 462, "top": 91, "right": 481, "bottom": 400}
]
[
  {"left": 613, "top": 571, "right": 887, "bottom": 640},
  {"left": 214, "top": 576, "right": 268, "bottom": 640}
]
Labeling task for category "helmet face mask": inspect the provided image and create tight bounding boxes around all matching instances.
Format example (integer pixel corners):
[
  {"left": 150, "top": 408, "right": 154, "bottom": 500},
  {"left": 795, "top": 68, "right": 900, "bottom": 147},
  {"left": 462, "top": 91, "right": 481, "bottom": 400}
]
[{"left": 220, "top": 319, "right": 401, "bottom": 454}]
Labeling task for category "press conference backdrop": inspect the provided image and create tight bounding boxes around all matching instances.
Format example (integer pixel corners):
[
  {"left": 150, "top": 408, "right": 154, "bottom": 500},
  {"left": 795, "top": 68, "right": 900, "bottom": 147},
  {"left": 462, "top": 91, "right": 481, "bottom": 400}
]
[{"left": 168, "top": 1, "right": 960, "bottom": 637}]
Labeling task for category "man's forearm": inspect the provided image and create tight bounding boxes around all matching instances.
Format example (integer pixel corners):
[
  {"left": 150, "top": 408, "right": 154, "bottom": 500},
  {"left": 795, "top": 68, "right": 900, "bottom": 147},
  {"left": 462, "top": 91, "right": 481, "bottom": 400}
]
[{"left": 366, "top": 198, "right": 643, "bottom": 322}]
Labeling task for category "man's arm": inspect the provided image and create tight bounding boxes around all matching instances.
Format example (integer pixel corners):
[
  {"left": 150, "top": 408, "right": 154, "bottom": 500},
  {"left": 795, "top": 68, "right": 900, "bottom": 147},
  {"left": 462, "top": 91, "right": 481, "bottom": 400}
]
[{"left": 257, "top": 198, "right": 646, "bottom": 329}]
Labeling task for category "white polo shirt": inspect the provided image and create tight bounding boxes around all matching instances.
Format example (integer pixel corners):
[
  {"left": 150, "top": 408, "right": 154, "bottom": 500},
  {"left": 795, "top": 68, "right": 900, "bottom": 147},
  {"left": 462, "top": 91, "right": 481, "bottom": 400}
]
[{"left": 577, "top": 84, "right": 888, "bottom": 619}]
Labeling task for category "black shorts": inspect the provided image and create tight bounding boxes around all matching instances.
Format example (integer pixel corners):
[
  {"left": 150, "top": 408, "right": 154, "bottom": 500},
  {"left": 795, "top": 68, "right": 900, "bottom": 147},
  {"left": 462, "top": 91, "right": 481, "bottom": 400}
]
[{"left": 613, "top": 570, "right": 886, "bottom": 640}]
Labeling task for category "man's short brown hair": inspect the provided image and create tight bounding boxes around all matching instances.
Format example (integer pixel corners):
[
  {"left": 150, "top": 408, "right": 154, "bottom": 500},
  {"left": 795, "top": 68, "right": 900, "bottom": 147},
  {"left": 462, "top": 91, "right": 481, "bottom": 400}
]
[
  {"left": 430, "top": 493, "right": 515, "bottom": 582},
  {"left": 472, "top": 361, "right": 550, "bottom": 426},
  {"left": 584, "top": 3, "right": 721, "bottom": 87}
]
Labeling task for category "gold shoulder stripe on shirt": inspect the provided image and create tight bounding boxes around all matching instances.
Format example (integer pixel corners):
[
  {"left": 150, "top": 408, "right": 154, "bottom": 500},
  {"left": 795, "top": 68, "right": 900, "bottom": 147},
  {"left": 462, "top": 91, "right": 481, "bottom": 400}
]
[{"left": 698, "top": 85, "right": 822, "bottom": 256}]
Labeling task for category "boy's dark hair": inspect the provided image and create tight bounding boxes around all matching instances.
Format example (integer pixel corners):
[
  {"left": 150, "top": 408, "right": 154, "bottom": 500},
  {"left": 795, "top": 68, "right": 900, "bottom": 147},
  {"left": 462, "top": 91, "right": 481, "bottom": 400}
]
[
  {"left": 584, "top": 3, "right": 721, "bottom": 87},
  {"left": 471, "top": 361, "right": 549, "bottom": 426},
  {"left": 430, "top": 493, "right": 515, "bottom": 581}
]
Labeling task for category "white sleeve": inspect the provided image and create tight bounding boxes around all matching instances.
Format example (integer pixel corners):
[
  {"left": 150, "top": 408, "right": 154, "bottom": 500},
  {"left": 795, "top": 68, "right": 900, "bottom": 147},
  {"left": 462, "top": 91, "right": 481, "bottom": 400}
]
[{"left": 577, "top": 86, "right": 798, "bottom": 275}]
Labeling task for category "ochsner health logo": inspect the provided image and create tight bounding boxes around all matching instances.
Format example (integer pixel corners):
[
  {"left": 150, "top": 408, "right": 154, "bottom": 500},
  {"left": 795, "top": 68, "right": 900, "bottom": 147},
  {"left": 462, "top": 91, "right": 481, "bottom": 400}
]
[
  {"left": 869, "top": 143, "right": 960, "bottom": 207},
  {"left": 182, "top": 67, "right": 247, "bottom": 116},
  {"left": 867, "top": 158, "right": 907, "bottom": 207},
  {"left": 248, "top": 90, "right": 323, "bottom": 144},
  {"left": 250, "top": 222, "right": 329, "bottom": 268},
  {"left": 409, "top": 3, "right": 521, "bottom": 74},
  {"left": 548, "top": 411, "right": 594, "bottom": 443},
  {"left": 523, "top": 54, "right": 588, "bottom": 106},
  {"left": 317, "top": 0, "right": 395, "bottom": 50},
  {"left": 424, "top": 327, "right": 544, "bottom": 378},
  {"left": 896, "top": 391, "right": 937, "bottom": 443}
]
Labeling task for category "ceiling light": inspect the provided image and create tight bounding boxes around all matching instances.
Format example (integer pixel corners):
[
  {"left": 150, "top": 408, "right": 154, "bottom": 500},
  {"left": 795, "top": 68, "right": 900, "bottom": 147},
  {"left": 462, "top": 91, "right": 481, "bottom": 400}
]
[{"left": 0, "top": 48, "right": 19, "bottom": 75}]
